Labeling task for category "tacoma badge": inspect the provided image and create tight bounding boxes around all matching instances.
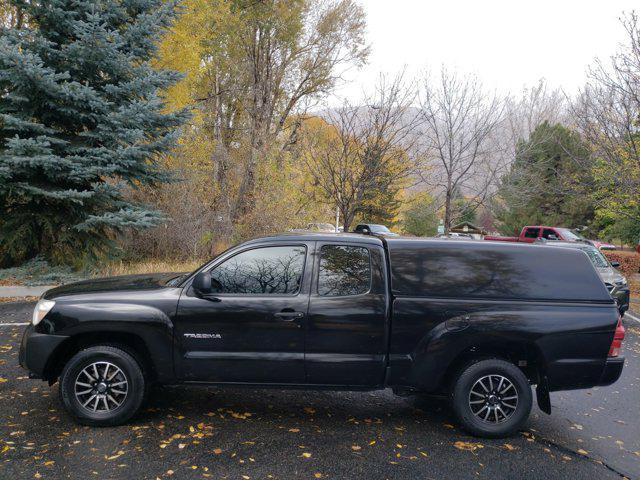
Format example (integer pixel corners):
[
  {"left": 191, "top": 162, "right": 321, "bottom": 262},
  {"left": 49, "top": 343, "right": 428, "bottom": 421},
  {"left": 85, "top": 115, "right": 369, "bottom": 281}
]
[{"left": 184, "top": 333, "right": 222, "bottom": 339}]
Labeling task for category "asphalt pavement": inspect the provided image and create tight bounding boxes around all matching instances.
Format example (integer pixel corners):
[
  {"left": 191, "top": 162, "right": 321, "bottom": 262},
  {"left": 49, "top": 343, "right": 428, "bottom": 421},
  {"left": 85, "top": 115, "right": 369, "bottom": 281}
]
[{"left": 1, "top": 301, "right": 638, "bottom": 480}]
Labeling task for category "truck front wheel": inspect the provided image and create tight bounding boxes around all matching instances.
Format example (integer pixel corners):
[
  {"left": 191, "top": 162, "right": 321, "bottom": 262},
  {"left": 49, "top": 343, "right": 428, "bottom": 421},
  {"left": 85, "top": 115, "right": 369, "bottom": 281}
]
[
  {"left": 451, "top": 359, "right": 532, "bottom": 438},
  {"left": 59, "top": 345, "right": 146, "bottom": 426}
]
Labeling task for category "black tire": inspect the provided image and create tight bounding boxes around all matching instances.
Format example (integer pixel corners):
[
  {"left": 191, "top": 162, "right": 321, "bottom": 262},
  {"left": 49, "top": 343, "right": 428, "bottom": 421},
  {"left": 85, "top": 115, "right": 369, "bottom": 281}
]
[
  {"left": 451, "top": 359, "right": 532, "bottom": 438},
  {"left": 59, "top": 345, "right": 146, "bottom": 426}
]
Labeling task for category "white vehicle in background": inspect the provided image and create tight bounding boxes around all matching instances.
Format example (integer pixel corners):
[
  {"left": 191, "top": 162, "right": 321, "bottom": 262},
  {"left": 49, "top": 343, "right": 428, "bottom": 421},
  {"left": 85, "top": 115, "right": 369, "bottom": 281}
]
[
  {"left": 436, "top": 232, "right": 474, "bottom": 239},
  {"left": 306, "top": 223, "right": 337, "bottom": 232}
]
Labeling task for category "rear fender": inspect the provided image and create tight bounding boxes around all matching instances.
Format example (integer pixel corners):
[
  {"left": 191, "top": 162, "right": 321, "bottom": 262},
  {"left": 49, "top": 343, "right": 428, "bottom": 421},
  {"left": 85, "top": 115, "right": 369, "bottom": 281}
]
[{"left": 399, "top": 304, "right": 617, "bottom": 392}]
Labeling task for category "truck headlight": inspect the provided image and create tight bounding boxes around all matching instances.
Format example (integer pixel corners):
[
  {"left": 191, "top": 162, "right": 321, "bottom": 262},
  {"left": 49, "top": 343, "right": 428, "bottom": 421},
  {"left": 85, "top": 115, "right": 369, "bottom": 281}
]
[{"left": 32, "top": 299, "right": 55, "bottom": 326}]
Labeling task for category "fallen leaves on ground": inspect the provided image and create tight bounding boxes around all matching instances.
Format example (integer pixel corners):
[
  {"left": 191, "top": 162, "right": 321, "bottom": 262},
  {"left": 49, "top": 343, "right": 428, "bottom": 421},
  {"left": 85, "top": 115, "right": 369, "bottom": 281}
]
[
  {"left": 453, "top": 441, "right": 484, "bottom": 453},
  {"left": 105, "top": 450, "right": 125, "bottom": 461}
]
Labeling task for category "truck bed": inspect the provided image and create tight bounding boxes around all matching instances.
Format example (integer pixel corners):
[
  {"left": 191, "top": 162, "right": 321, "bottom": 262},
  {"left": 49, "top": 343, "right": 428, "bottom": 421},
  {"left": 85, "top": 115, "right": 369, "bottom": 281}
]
[{"left": 483, "top": 235, "right": 520, "bottom": 242}]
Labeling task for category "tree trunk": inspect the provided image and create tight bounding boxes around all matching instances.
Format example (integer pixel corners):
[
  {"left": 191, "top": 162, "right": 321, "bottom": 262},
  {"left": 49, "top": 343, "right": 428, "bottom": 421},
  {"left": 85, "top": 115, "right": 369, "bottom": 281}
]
[
  {"left": 444, "top": 187, "right": 452, "bottom": 233},
  {"left": 342, "top": 206, "right": 354, "bottom": 232}
]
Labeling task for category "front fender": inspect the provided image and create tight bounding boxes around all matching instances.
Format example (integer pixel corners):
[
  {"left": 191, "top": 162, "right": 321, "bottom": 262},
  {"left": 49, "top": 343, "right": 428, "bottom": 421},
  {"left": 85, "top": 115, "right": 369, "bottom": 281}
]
[{"left": 36, "top": 291, "right": 181, "bottom": 383}]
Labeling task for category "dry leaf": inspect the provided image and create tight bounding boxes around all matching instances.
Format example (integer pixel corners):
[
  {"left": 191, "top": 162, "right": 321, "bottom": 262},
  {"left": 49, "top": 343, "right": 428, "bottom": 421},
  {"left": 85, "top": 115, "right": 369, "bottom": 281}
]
[
  {"left": 453, "top": 441, "right": 484, "bottom": 453},
  {"left": 105, "top": 450, "right": 125, "bottom": 461}
]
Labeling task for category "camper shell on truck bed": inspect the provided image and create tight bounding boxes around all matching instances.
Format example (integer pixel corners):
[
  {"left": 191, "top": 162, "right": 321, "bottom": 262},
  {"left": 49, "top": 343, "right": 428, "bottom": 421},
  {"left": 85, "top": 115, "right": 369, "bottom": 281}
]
[
  {"left": 20, "top": 233, "right": 624, "bottom": 438},
  {"left": 384, "top": 239, "right": 619, "bottom": 395}
]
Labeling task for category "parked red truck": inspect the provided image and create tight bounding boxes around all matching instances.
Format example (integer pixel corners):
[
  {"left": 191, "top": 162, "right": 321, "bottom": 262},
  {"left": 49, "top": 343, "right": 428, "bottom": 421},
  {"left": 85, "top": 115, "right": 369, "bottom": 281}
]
[{"left": 485, "top": 226, "right": 616, "bottom": 250}]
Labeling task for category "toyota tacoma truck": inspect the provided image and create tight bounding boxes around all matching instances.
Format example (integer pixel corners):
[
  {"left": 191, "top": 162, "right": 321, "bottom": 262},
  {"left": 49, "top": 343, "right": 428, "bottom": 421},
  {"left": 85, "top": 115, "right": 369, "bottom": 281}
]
[{"left": 19, "top": 234, "right": 625, "bottom": 437}]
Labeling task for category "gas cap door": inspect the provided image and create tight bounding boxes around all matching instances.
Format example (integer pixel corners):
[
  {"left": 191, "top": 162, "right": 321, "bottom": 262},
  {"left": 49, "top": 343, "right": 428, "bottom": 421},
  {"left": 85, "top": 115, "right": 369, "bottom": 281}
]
[{"left": 445, "top": 312, "right": 471, "bottom": 332}]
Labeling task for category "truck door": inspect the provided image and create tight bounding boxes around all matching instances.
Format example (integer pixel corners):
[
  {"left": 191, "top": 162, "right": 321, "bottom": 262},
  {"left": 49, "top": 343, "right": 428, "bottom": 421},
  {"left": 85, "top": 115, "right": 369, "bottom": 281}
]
[
  {"left": 175, "top": 242, "right": 312, "bottom": 384},
  {"left": 305, "top": 242, "right": 389, "bottom": 386}
]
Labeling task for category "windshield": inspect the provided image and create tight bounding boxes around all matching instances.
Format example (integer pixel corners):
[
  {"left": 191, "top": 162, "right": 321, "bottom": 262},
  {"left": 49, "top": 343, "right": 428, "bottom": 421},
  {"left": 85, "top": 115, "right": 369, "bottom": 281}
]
[
  {"left": 581, "top": 247, "right": 610, "bottom": 268},
  {"left": 166, "top": 273, "right": 189, "bottom": 287},
  {"left": 369, "top": 225, "right": 390, "bottom": 233},
  {"left": 556, "top": 228, "right": 582, "bottom": 241}
]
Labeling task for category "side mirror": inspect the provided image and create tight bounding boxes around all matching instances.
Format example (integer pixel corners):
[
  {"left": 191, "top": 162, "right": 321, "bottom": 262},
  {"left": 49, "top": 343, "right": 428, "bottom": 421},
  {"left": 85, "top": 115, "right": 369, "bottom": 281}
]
[
  {"left": 192, "top": 271, "right": 212, "bottom": 294},
  {"left": 611, "top": 261, "right": 620, "bottom": 268}
]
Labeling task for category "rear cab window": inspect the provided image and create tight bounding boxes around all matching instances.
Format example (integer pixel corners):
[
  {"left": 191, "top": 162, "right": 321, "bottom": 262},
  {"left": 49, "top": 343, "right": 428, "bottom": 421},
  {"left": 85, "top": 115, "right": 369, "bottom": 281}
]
[
  {"left": 318, "top": 245, "right": 371, "bottom": 296},
  {"left": 524, "top": 228, "right": 540, "bottom": 239}
]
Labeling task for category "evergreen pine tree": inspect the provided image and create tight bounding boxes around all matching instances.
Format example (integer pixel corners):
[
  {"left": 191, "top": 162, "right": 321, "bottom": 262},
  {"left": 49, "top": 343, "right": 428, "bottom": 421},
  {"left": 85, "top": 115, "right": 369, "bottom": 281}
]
[
  {"left": 0, "top": 0, "right": 188, "bottom": 267},
  {"left": 495, "top": 122, "right": 593, "bottom": 235}
]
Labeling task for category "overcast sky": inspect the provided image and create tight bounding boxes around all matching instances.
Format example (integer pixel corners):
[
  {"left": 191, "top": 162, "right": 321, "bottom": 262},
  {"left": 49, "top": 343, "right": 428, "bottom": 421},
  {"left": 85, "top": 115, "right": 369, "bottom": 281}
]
[{"left": 331, "top": 0, "right": 638, "bottom": 103}]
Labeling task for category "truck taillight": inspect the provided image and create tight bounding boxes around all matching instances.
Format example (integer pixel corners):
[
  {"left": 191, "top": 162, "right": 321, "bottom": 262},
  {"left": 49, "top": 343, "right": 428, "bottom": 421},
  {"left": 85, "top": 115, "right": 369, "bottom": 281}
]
[{"left": 608, "top": 317, "right": 625, "bottom": 357}]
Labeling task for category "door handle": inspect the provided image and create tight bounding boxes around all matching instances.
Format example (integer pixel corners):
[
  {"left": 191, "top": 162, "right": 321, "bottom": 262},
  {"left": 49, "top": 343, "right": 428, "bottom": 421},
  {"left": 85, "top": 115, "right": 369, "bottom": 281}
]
[{"left": 273, "top": 311, "right": 305, "bottom": 321}]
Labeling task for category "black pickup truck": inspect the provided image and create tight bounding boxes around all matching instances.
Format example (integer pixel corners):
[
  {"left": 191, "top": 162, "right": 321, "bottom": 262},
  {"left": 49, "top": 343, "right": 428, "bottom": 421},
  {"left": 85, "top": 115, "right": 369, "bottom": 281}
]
[{"left": 19, "top": 234, "right": 625, "bottom": 437}]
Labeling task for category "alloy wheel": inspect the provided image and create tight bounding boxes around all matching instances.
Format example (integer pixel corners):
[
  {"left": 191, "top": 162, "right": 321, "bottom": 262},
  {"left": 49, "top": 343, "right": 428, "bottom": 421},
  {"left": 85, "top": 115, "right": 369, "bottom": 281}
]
[
  {"left": 468, "top": 374, "right": 518, "bottom": 424},
  {"left": 74, "top": 361, "right": 128, "bottom": 413}
]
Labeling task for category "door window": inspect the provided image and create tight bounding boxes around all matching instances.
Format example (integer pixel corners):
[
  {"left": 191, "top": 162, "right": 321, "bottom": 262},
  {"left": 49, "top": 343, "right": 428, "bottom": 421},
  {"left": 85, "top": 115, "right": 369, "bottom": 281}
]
[
  {"left": 318, "top": 245, "right": 371, "bottom": 296},
  {"left": 524, "top": 228, "right": 540, "bottom": 239},
  {"left": 542, "top": 229, "right": 559, "bottom": 240},
  {"left": 210, "top": 246, "right": 306, "bottom": 295}
]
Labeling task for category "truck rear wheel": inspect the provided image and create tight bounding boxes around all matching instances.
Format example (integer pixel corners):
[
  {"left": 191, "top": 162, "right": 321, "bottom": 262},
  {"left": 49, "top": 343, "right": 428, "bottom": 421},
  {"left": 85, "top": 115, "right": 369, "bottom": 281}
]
[
  {"left": 59, "top": 345, "right": 146, "bottom": 426},
  {"left": 451, "top": 359, "right": 532, "bottom": 438}
]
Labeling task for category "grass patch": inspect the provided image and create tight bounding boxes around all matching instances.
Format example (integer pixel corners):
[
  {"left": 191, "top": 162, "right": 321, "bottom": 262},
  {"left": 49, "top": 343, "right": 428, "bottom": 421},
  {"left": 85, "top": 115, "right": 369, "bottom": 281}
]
[
  {"left": 98, "top": 259, "right": 203, "bottom": 277},
  {"left": 0, "top": 296, "right": 39, "bottom": 303},
  {"left": 0, "top": 256, "right": 204, "bottom": 287},
  {"left": 0, "top": 256, "right": 87, "bottom": 286}
]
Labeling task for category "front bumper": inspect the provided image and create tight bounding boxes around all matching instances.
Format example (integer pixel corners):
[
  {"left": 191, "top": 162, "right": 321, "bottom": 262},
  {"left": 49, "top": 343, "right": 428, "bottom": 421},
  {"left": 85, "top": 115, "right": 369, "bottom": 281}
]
[
  {"left": 597, "top": 357, "right": 625, "bottom": 386},
  {"left": 19, "top": 325, "right": 68, "bottom": 379}
]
